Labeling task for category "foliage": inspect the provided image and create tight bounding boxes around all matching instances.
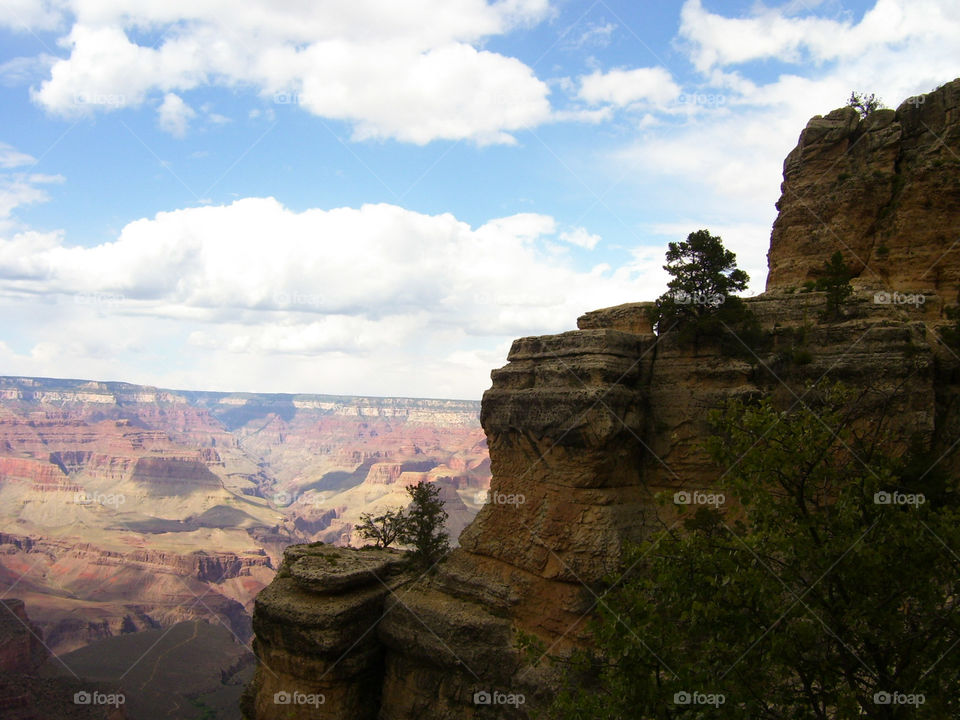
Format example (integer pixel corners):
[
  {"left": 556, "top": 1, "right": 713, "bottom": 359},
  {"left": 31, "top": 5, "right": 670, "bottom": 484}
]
[
  {"left": 847, "top": 91, "right": 885, "bottom": 118},
  {"left": 647, "top": 230, "right": 758, "bottom": 356},
  {"left": 815, "top": 250, "right": 854, "bottom": 320},
  {"left": 398, "top": 480, "right": 450, "bottom": 567},
  {"left": 357, "top": 507, "right": 407, "bottom": 548},
  {"left": 551, "top": 384, "right": 960, "bottom": 719}
]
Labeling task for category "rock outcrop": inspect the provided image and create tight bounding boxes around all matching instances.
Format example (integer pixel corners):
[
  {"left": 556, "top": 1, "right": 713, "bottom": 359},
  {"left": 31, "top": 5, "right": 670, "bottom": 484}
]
[
  {"left": 243, "top": 544, "right": 412, "bottom": 720},
  {"left": 0, "top": 599, "right": 127, "bottom": 720},
  {"left": 244, "top": 80, "right": 960, "bottom": 719},
  {"left": 767, "top": 79, "right": 960, "bottom": 295}
]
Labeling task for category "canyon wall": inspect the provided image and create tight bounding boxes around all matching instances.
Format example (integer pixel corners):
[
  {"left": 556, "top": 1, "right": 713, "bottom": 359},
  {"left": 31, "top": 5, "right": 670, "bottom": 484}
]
[
  {"left": 0, "top": 378, "right": 488, "bottom": 655},
  {"left": 243, "top": 78, "right": 960, "bottom": 719}
]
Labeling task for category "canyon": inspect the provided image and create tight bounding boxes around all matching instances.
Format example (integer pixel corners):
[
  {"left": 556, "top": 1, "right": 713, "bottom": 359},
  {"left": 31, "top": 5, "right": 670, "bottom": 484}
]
[
  {"left": 0, "top": 377, "right": 489, "bottom": 665},
  {"left": 242, "top": 79, "right": 960, "bottom": 719}
]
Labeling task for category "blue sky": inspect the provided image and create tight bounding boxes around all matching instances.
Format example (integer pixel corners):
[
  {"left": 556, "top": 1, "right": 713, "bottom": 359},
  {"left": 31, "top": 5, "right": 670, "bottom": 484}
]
[{"left": 0, "top": 0, "right": 955, "bottom": 399}]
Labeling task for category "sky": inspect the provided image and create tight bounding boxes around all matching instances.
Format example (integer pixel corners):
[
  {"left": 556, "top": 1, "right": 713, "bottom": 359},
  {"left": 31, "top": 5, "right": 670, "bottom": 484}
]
[{"left": 0, "top": 0, "right": 957, "bottom": 400}]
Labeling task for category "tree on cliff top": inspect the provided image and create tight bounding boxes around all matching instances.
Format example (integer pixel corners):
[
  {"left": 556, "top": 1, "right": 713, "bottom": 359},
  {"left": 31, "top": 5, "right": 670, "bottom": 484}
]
[
  {"left": 549, "top": 385, "right": 960, "bottom": 719},
  {"left": 398, "top": 480, "right": 449, "bottom": 567},
  {"left": 848, "top": 91, "right": 885, "bottom": 118},
  {"left": 647, "top": 229, "right": 756, "bottom": 351}
]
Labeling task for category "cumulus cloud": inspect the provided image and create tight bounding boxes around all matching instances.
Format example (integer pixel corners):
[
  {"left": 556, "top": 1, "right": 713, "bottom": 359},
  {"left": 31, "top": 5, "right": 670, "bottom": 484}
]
[
  {"left": 0, "top": 174, "right": 64, "bottom": 231},
  {"left": 559, "top": 227, "right": 600, "bottom": 250},
  {"left": 0, "top": 197, "right": 663, "bottom": 396},
  {"left": 20, "top": 0, "right": 554, "bottom": 144},
  {"left": 679, "top": 0, "right": 960, "bottom": 77},
  {"left": 578, "top": 67, "right": 680, "bottom": 108},
  {"left": 157, "top": 93, "right": 195, "bottom": 137}
]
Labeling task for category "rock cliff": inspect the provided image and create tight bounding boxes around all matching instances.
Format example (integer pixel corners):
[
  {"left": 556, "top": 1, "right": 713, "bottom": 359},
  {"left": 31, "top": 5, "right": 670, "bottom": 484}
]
[
  {"left": 766, "top": 79, "right": 960, "bottom": 294},
  {"left": 243, "top": 79, "right": 960, "bottom": 719},
  {"left": 0, "top": 599, "right": 127, "bottom": 720}
]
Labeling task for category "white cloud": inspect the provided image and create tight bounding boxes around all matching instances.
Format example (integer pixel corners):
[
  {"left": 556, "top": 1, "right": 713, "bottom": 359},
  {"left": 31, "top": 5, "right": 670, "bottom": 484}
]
[
  {"left": 0, "top": 197, "right": 666, "bottom": 397},
  {"left": 0, "top": 142, "right": 35, "bottom": 168},
  {"left": 578, "top": 66, "right": 680, "bottom": 108},
  {"left": 679, "top": 0, "right": 960, "bottom": 73},
  {"left": 156, "top": 93, "right": 196, "bottom": 137},
  {"left": 0, "top": 0, "right": 65, "bottom": 32},
  {"left": 559, "top": 227, "right": 600, "bottom": 250},
  {"left": 0, "top": 173, "right": 64, "bottom": 231},
  {"left": 22, "top": 0, "right": 555, "bottom": 144}
]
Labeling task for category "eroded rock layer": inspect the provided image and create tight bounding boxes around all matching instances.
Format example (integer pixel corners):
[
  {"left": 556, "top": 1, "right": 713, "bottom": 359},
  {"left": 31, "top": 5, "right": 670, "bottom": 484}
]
[
  {"left": 766, "top": 78, "right": 960, "bottom": 292},
  {"left": 245, "top": 82, "right": 960, "bottom": 720}
]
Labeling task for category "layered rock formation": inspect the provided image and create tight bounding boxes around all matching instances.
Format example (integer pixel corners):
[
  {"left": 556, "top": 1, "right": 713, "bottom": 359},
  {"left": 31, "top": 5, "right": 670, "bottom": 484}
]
[
  {"left": 0, "top": 377, "right": 489, "bottom": 655},
  {"left": 243, "top": 79, "right": 960, "bottom": 719},
  {"left": 767, "top": 79, "right": 960, "bottom": 295}
]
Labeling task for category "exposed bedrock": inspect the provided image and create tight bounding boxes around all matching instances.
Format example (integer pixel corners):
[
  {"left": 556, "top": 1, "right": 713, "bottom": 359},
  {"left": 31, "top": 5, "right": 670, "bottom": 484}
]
[{"left": 244, "top": 80, "right": 960, "bottom": 720}]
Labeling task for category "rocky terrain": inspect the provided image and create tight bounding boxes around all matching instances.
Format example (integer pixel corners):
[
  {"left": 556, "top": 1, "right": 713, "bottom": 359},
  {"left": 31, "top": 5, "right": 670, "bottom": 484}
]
[
  {"left": 0, "top": 378, "right": 489, "bottom": 657},
  {"left": 0, "top": 598, "right": 127, "bottom": 720},
  {"left": 242, "top": 79, "right": 960, "bottom": 719}
]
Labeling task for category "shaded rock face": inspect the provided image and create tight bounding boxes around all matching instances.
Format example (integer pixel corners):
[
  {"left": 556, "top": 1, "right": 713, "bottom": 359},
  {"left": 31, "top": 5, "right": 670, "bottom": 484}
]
[
  {"left": 244, "top": 85, "right": 960, "bottom": 719},
  {"left": 766, "top": 77, "right": 960, "bottom": 293},
  {"left": 0, "top": 599, "right": 128, "bottom": 720},
  {"left": 0, "top": 599, "right": 46, "bottom": 674},
  {"left": 243, "top": 544, "right": 411, "bottom": 720}
]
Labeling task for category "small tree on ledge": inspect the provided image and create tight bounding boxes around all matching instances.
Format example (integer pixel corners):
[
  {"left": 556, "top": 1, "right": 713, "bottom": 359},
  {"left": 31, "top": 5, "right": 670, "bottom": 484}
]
[
  {"left": 815, "top": 250, "right": 854, "bottom": 321},
  {"left": 847, "top": 91, "right": 885, "bottom": 119},
  {"left": 398, "top": 480, "right": 449, "bottom": 568},
  {"left": 357, "top": 508, "right": 407, "bottom": 548},
  {"left": 647, "top": 229, "right": 756, "bottom": 353}
]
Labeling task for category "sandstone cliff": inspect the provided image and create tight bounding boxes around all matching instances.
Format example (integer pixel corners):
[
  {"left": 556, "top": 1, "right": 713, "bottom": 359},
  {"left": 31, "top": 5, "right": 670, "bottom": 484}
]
[
  {"left": 243, "top": 79, "right": 960, "bottom": 719},
  {"left": 767, "top": 79, "right": 960, "bottom": 295}
]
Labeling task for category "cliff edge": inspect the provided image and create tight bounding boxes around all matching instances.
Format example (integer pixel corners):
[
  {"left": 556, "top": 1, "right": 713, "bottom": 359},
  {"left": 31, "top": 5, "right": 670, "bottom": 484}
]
[{"left": 243, "top": 78, "right": 960, "bottom": 719}]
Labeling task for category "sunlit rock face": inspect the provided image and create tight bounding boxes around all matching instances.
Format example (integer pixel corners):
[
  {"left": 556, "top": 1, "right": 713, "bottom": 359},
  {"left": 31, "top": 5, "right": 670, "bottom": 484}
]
[
  {"left": 766, "top": 78, "right": 960, "bottom": 296},
  {"left": 243, "top": 83, "right": 960, "bottom": 720},
  {"left": 0, "top": 377, "right": 489, "bottom": 656}
]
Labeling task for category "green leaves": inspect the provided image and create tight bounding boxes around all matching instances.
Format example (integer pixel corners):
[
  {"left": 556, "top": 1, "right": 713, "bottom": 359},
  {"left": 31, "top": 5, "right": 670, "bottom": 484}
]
[
  {"left": 647, "top": 229, "right": 761, "bottom": 359},
  {"left": 552, "top": 384, "right": 960, "bottom": 719},
  {"left": 398, "top": 480, "right": 449, "bottom": 568}
]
